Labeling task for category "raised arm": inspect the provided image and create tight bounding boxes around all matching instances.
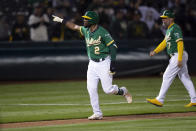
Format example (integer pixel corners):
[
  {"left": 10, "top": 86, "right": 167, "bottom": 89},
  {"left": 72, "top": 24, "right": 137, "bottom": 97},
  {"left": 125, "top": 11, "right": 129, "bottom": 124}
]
[{"left": 52, "top": 15, "right": 80, "bottom": 31}]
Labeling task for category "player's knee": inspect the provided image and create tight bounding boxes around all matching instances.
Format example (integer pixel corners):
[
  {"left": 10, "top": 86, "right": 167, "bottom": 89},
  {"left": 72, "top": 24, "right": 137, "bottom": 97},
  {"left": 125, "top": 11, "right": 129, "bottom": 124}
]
[
  {"left": 163, "top": 75, "right": 167, "bottom": 80},
  {"left": 179, "top": 73, "right": 190, "bottom": 80},
  {"left": 103, "top": 87, "right": 116, "bottom": 94},
  {"left": 163, "top": 73, "right": 170, "bottom": 80}
]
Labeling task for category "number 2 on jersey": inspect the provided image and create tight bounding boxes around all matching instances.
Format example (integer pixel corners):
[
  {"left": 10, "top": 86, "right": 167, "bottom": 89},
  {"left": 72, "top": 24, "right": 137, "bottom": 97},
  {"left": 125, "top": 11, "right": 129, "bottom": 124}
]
[{"left": 94, "top": 46, "right": 100, "bottom": 54}]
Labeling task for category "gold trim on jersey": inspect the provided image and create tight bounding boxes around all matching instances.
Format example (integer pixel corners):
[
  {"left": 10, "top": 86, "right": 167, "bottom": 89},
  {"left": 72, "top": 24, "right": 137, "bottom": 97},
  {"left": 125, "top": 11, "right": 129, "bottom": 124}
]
[
  {"left": 106, "top": 40, "right": 114, "bottom": 46},
  {"left": 79, "top": 26, "right": 83, "bottom": 36},
  {"left": 168, "top": 22, "right": 174, "bottom": 29},
  {"left": 176, "top": 38, "right": 183, "bottom": 43}
]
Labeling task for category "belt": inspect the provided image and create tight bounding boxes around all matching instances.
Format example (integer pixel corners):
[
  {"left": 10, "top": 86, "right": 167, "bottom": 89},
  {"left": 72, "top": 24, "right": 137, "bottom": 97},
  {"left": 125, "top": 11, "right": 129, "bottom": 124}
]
[
  {"left": 91, "top": 58, "right": 105, "bottom": 62},
  {"left": 169, "top": 53, "right": 175, "bottom": 57}
]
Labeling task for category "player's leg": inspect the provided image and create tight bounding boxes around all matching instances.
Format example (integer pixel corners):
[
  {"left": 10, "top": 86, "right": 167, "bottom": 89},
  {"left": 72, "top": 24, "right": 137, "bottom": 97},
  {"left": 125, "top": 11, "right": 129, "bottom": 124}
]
[
  {"left": 97, "top": 57, "right": 132, "bottom": 103},
  {"left": 97, "top": 58, "right": 118, "bottom": 94},
  {"left": 156, "top": 54, "right": 180, "bottom": 103},
  {"left": 178, "top": 51, "right": 196, "bottom": 106},
  {"left": 87, "top": 61, "right": 102, "bottom": 119}
]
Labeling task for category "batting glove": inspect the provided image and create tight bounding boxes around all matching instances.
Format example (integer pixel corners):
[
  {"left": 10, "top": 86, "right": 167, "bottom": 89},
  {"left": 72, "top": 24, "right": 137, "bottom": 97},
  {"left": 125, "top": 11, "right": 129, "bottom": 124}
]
[
  {"left": 109, "top": 61, "right": 116, "bottom": 75},
  {"left": 52, "top": 15, "right": 63, "bottom": 23}
]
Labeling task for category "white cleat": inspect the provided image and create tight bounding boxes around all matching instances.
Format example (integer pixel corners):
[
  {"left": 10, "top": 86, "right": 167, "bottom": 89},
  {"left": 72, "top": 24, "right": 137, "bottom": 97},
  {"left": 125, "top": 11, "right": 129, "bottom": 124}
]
[
  {"left": 120, "top": 87, "right": 132, "bottom": 103},
  {"left": 88, "top": 114, "right": 103, "bottom": 120}
]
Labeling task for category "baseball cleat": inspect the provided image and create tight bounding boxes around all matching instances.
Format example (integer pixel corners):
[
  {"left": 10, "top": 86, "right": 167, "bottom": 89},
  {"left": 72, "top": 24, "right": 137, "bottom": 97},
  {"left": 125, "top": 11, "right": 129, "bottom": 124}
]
[
  {"left": 88, "top": 114, "right": 103, "bottom": 120},
  {"left": 120, "top": 87, "right": 132, "bottom": 103},
  {"left": 146, "top": 98, "right": 163, "bottom": 107},
  {"left": 184, "top": 102, "right": 196, "bottom": 107}
]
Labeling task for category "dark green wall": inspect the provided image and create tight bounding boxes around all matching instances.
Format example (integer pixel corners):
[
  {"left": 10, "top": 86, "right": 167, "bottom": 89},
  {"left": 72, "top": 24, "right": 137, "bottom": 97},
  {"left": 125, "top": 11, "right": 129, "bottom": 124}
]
[{"left": 0, "top": 39, "right": 195, "bottom": 80}]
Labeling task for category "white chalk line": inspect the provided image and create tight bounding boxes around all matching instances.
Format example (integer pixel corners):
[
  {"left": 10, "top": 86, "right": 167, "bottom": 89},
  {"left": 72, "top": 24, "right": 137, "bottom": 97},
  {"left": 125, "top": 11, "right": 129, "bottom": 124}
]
[
  {"left": 0, "top": 98, "right": 190, "bottom": 106},
  {"left": 128, "top": 127, "right": 196, "bottom": 129},
  {"left": 135, "top": 94, "right": 190, "bottom": 97}
]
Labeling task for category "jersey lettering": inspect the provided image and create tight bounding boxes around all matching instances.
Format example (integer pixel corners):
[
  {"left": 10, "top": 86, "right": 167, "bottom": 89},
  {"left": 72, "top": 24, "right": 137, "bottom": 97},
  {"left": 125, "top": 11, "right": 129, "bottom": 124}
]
[
  {"left": 165, "top": 24, "right": 183, "bottom": 54},
  {"left": 86, "top": 36, "right": 101, "bottom": 46},
  {"left": 81, "top": 26, "right": 115, "bottom": 59},
  {"left": 165, "top": 32, "right": 171, "bottom": 42},
  {"left": 174, "top": 33, "right": 180, "bottom": 38}
]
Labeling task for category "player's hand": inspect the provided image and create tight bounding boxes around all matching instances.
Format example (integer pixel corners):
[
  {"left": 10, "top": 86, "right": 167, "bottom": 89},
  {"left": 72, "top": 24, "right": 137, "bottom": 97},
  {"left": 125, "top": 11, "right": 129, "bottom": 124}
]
[
  {"left": 52, "top": 15, "right": 63, "bottom": 23},
  {"left": 109, "top": 61, "right": 116, "bottom": 75},
  {"left": 178, "top": 60, "right": 183, "bottom": 68},
  {"left": 150, "top": 51, "right": 156, "bottom": 56}
]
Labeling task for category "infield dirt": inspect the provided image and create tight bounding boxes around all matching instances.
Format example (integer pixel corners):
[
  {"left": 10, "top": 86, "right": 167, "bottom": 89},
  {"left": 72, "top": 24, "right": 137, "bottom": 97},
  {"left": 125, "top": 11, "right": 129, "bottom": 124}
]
[{"left": 1, "top": 112, "right": 196, "bottom": 129}]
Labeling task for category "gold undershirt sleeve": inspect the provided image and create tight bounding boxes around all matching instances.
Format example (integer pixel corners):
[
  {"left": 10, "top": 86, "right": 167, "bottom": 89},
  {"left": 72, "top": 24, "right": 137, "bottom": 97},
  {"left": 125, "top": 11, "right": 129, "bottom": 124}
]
[
  {"left": 154, "top": 39, "right": 167, "bottom": 53},
  {"left": 177, "top": 40, "right": 184, "bottom": 61}
]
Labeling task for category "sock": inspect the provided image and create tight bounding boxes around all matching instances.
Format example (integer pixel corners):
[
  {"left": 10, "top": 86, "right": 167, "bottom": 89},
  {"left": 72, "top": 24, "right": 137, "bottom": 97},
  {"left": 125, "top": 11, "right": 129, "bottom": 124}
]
[{"left": 116, "top": 88, "right": 124, "bottom": 95}]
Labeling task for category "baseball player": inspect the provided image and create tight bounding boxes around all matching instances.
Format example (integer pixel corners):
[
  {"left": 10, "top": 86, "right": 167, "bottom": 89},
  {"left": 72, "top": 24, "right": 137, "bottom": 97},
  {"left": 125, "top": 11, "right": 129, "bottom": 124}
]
[
  {"left": 146, "top": 10, "right": 196, "bottom": 107},
  {"left": 52, "top": 11, "right": 132, "bottom": 120}
]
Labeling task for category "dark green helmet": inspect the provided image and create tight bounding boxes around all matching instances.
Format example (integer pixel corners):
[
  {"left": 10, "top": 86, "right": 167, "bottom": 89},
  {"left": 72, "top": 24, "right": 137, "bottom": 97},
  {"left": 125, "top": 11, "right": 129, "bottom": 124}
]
[
  {"left": 82, "top": 11, "right": 99, "bottom": 24},
  {"left": 160, "top": 10, "right": 175, "bottom": 18}
]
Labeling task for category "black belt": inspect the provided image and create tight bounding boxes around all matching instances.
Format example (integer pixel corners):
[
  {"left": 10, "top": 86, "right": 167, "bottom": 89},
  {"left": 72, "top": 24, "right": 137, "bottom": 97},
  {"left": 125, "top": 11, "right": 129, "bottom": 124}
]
[
  {"left": 91, "top": 58, "right": 105, "bottom": 62},
  {"left": 169, "top": 53, "right": 175, "bottom": 57}
]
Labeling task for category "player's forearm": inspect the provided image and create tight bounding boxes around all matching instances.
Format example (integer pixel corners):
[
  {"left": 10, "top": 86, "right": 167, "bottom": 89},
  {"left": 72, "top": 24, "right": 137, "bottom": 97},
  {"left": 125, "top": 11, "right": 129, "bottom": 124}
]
[
  {"left": 177, "top": 40, "right": 183, "bottom": 61},
  {"left": 65, "top": 21, "right": 80, "bottom": 31},
  {"left": 109, "top": 43, "right": 117, "bottom": 61},
  {"left": 154, "top": 39, "right": 167, "bottom": 53}
]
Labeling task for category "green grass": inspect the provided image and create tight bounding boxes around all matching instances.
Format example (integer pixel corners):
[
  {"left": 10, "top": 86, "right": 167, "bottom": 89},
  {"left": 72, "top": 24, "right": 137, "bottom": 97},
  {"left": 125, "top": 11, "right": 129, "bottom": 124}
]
[
  {"left": 0, "top": 77, "right": 196, "bottom": 124},
  {"left": 2, "top": 116, "right": 196, "bottom": 131}
]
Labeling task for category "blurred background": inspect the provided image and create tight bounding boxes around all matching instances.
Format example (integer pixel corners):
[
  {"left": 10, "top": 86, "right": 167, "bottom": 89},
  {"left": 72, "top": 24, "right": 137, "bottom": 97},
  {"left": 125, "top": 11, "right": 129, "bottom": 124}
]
[{"left": 0, "top": 0, "right": 196, "bottom": 81}]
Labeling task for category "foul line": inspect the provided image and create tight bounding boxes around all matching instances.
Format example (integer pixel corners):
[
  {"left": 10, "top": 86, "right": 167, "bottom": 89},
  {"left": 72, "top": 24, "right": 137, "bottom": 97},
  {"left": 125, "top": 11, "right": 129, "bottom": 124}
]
[{"left": 0, "top": 98, "right": 189, "bottom": 106}]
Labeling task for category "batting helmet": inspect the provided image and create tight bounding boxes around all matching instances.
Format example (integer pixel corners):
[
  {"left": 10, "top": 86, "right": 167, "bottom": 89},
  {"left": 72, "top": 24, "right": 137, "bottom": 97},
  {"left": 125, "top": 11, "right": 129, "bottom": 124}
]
[
  {"left": 160, "top": 10, "right": 175, "bottom": 18},
  {"left": 82, "top": 11, "right": 99, "bottom": 25}
]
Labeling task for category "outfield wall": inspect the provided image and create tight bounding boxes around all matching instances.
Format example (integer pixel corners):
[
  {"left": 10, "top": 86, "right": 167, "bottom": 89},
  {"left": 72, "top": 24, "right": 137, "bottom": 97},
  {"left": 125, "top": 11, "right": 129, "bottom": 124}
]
[{"left": 0, "top": 39, "right": 195, "bottom": 80}]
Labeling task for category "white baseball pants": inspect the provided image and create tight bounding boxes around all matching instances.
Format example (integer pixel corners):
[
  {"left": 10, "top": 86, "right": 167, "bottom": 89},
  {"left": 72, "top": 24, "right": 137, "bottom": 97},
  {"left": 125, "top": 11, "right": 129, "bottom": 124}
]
[
  {"left": 156, "top": 51, "right": 196, "bottom": 103},
  {"left": 87, "top": 56, "right": 119, "bottom": 116}
]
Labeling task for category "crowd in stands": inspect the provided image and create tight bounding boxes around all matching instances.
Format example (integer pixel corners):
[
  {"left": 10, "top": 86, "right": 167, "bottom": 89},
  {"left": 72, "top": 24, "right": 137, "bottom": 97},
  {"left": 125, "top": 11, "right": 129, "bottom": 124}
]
[{"left": 0, "top": 0, "right": 195, "bottom": 42}]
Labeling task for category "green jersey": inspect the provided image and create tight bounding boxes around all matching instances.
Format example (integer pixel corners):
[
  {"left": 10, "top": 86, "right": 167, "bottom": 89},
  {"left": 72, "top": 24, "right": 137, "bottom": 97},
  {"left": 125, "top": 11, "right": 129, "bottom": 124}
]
[
  {"left": 80, "top": 26, "right": 115, "bottom": 59},
  {"left": 165, "top": 23, "right": 183, "bottom": 55}
]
